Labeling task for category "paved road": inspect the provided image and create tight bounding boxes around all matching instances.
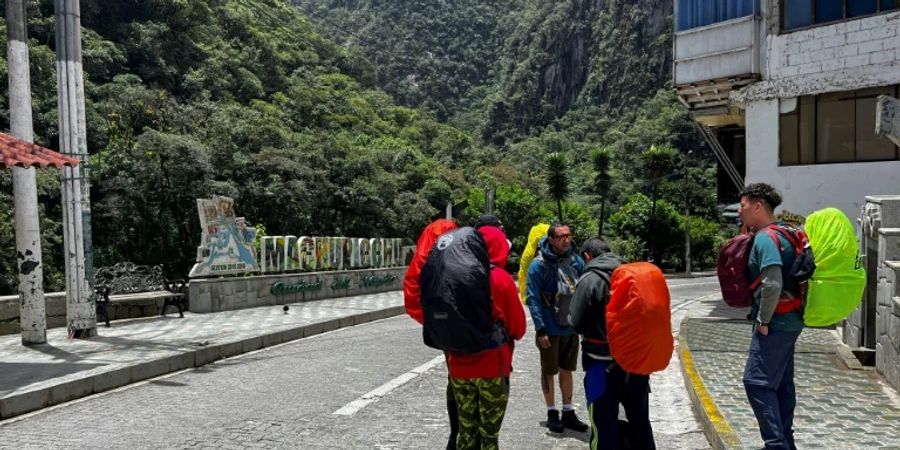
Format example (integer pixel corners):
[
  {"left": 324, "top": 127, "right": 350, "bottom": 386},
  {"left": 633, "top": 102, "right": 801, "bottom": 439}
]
[{"left": 0, "top": 278, "right": 719, "bottom": 449}]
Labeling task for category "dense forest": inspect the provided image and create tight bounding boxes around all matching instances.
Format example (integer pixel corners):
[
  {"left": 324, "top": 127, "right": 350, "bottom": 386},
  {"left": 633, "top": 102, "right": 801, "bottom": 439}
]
[
  {"left": 295, "top": 0, "right": 723, "bottom": 264},
  {"left": 0, "top": 0, "right": 725, "bottom": 295}
]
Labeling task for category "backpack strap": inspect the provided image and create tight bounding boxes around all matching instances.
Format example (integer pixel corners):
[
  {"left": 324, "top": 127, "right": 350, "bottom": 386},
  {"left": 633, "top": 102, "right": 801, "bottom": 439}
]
[
  {"left": 755, "top": 225, "right": 807, "bottom": 314},
  {"left": 586, "top": 267, "right": 612, "bottom": 343},
  {"left": 749, "top": 274, "right": 764, "bottom": 290},
  {"left": 588, "top": 267, "right": 611, "bottom": 293},
  {"left": 585, "top": 267, "right": 625, "bottom": 374},
  {"left": 763, "top": 225, "right": 805, "bottom": 257}
]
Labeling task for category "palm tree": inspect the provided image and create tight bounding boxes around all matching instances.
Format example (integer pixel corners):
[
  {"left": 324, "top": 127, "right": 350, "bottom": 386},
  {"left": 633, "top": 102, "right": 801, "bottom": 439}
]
[
  {"left": 591, "top": 148, "right": 612, "bottom": 237},
  {"left": 545, "top": 152, "right": 569, "bottom": 221},
  {"left": 639, "top": 145, "right": 676, "bottom": 262}
]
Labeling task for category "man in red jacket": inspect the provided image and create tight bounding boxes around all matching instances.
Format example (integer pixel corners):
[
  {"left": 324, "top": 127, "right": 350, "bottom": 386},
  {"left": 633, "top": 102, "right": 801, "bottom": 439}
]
[
  {"left": 404, "top": 218, "right": 459, "bottom": 449},
  {"left": 448, "top": 225, "right": 527, "bottom": 450}
]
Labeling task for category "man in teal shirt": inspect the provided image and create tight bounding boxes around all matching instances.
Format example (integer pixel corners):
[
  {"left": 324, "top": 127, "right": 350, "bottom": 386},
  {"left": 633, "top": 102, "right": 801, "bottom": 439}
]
[{"left": 738, "top": 183, "right": 803, "bottom": 450}]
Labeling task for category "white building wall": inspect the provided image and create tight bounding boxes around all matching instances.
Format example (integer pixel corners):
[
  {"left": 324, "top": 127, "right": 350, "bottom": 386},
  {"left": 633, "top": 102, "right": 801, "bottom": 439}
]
[
  {"left": 674, "top": 17, "right": 758, "bottom": 85},
  {"left": 745, "top": 100, "right": 900, "bottom": 220}
]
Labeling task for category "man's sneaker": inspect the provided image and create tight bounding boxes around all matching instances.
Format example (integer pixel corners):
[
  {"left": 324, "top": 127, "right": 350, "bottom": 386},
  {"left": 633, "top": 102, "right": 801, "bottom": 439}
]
[
  {"left": 547, "top": 409, "right": 565, "bottom": 433},
  {"left": 562, "top": 409, "right": 589, "bottom": 433}
]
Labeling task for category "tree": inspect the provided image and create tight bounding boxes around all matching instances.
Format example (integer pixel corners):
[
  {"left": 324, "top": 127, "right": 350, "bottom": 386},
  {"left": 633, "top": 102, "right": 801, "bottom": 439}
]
[
  {"left": 639, "top": 145, "right": 676, "bottom": 262},
  {"left": 590, "top": 147, "right": 612, "bottom": 236},
  {"left": 608, "top": 193, "right": 682, "bottom": 265},
  {"left": 659, "top": 152, "right": 720, "bottom": 272},
  {"left": 545, "top": 152, "right": 569, "bottom": 221}
]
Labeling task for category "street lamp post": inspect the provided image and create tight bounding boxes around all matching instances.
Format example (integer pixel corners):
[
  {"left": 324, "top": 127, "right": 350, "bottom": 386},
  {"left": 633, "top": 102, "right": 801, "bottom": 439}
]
[{"left": 56, "top": 0, "right": 97, "bottom": 337}]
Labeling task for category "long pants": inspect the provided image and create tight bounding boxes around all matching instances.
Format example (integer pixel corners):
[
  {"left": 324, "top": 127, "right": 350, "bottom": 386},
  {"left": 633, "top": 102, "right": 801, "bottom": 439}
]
[
  {"left": 743, "top": 327, "right": 802, "bottom": 450},
  {"left": 583, "top": 356, "right": 655, "bottom": 450},
  {"left": 447, "top": 376, "right": 459, "bottom": 450},
  {"left": 450, "top": 377, "right": 510, "bottom": 450}
]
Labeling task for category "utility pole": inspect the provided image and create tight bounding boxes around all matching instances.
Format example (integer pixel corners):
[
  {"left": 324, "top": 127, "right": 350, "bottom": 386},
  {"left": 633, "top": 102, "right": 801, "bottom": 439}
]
[
  {"left": 7, "top": 0, "right": 47, "bottom": 345},
  {"left": 56, "top": 0, "right": 96, "bottom": 337},
  {"left": 683, "top": 151, "right": 693, "bottom": 275},
  {"left": 485, "top": 188, "right": 495, "bottom": 215},
  {"left": 684, "top": 181, "right": 692, "bottom": 275}
]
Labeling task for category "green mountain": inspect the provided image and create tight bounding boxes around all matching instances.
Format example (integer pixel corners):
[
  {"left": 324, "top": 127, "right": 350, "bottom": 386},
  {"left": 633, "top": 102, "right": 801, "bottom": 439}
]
[
  {"left": 296, "top": 0, "right": 721, "bottom": 266},
  {"left": 291, "top": 0, "right": 521, "bottom": 125},
  {"left": 485, "top": 0, "right": 674, "bottom": 144},
  {"left": 0, "top": 0, "right": 476, "bottom": 293},
  {"left": 0, "top": 0, "right": 721, "bottom": 295}
]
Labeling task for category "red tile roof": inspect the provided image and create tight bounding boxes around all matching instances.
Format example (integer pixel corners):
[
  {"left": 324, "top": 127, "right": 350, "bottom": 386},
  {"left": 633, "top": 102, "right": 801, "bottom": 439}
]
[{"left": 0, "top": 132, "right": 79, "bottom": 169}]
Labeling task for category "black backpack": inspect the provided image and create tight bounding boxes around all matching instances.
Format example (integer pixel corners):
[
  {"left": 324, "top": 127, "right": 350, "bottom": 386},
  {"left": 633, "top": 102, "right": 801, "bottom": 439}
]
[{"left": 419, "top": 227, "right": 503, "bottom": 354}]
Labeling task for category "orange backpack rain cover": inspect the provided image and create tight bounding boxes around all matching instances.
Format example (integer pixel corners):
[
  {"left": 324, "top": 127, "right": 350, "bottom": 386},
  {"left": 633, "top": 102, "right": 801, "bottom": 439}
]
[{"left": 607, "top": 262, "right": 674, "bottom": 375}]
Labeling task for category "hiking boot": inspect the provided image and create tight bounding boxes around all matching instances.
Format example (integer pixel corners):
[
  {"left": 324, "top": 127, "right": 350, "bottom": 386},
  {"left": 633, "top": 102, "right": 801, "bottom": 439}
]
[
  {"left": 547, "top": 409, "right": 564, "bottom": 433},
  {"left": 562, "top": 409, "right": 589, "bottom": 433}
]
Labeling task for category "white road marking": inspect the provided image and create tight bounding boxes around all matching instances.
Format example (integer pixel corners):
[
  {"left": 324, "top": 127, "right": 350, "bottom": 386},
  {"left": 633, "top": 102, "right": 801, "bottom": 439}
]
[
  {"left": 671, "top": 293, "right": 720, "bottom": 313},
  {"left": 332, "top": 355, "right": 445, "bottom": 416}
]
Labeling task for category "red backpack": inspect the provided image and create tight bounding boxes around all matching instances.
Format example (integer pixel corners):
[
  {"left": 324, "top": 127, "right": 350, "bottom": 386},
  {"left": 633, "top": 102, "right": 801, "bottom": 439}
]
[
  {"left": 717, "top": 225, "right": 815, "bottom": 309},
  {"left": 717, "top": 233, "right": 757, "bottom": 308}
]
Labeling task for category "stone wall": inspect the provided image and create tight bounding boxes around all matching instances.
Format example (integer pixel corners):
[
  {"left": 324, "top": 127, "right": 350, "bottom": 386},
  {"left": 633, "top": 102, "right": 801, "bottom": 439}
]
[
  {"left": 733, "top": 10, "right": 900, "bottom": 103},
  {"left": 876, "top": 259, "right": 900, "bottom": 390},
  {"left": 849, "top": 195, "right": 900, "bottom": 391},
  {"left": 2, "top": 267, "right": 409, "bottom": 335},
  {"left": 771, "top": 12, "right": 900, "bottom": 80},
  {"left": 0, "top": 292, "right": 172, "bottom": 336},
  {"left": 188, "top": 267, "right": 406, "bottom": 313}
]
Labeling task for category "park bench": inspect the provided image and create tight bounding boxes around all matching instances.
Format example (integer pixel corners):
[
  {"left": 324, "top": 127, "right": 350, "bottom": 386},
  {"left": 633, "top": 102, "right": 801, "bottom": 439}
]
[{"left": 93, "top": 262, "right": 187, "bottom": 327}]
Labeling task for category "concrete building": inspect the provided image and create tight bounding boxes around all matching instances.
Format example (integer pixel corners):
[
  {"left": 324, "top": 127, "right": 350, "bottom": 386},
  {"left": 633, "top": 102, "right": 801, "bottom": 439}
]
[
  {"left": 674, "top": 0, "right": 900, "bottom": 390},
  {"left": 674, "top": 0, "right": 900, "bottom": 218}
]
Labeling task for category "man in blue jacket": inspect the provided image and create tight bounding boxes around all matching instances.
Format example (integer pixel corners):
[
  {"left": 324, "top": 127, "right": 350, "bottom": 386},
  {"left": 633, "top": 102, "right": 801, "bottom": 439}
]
[{"left": 526, "top": 222, "right": 588, "bottom": 433}]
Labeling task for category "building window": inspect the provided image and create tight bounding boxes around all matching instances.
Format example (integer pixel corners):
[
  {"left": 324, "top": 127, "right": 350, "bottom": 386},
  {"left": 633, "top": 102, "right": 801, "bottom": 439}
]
[
  {"left": 779, "top": 86, "right": 900, "bottom": 166},
  {"left": 676, "top": 0, "right": 757, "bottom": 31},
  {"left": 783, "top": 0, "right": 900, "bottom": 31}
]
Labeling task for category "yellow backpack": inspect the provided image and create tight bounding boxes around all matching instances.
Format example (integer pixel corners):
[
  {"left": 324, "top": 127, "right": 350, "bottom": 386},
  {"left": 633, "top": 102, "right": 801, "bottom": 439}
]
[{"left": 518, "top": 223, "right": 550, "bottom": 303}]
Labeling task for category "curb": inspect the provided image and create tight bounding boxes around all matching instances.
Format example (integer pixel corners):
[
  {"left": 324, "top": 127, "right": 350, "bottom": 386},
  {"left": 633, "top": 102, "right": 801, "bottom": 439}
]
[
  {"left": 665, "top": 271, "right": 717, "bottom": 279},
  {"left": 679, "top": 321, "right": 743, "bottom": 450},
  {"left": 0, "top": 305, "right": 405, "bottom": 420}
]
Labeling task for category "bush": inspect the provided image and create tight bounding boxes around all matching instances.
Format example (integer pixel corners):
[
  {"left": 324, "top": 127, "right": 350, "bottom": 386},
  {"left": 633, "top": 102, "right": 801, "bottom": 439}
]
[
  {"left": 608, "top": 193, "right": 682, "bottom": 266},
  {"left": 665, "top": 216, "right": 725, "bottom": 271},
  {"left": 465, "top": 184, "right": 550, "bottom": 269},
  {"left": 464, "top": 187, "right": 598, "bottom": 270}
]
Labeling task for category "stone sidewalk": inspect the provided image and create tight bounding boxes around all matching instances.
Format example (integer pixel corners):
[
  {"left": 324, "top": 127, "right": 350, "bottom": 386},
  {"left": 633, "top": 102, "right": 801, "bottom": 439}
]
[
  {"left": 680, "top": 316, "right": 900, "bottom": 450},
  {"left": 0, "top": 291, "right": 404, "bottom": 420}
]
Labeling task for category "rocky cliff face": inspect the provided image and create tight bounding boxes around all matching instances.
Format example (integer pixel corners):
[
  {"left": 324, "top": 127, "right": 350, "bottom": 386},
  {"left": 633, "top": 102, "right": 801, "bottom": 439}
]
[
  {"left": 295, "top": 0, "right": 675, "bottom": 144},
  {"left": 484, "top": 0, "right": 674, "bottom": 143}
]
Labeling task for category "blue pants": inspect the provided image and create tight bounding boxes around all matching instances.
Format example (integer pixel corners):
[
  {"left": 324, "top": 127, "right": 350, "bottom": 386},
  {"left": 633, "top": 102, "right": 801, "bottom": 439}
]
[
  {"left": 743, "top": 326, "right": 802, "bottom": 450},
  {"left": 583, "top": 356, "right": 655, "bottom": 450}
]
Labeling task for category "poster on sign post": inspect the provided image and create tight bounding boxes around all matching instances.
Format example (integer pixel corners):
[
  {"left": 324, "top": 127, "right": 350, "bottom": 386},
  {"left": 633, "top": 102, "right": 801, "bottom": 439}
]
[{"left": 189, "top": 196, "right": 260, "bottom": 278}]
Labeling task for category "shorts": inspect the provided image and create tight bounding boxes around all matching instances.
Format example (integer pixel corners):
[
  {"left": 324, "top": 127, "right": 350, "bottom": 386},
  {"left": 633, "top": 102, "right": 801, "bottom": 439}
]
[{"left": 537, "top": 334, "right": 579, "bottom": 375}]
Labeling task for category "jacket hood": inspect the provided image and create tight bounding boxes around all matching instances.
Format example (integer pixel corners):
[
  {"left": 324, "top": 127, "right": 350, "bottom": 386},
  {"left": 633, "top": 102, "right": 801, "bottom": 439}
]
[
  {"left": 538, "top": 236, "right": 575, "bottom": 263},
  {"left": 585, "top": 252, "right": 625, "bottom": 273},
  {"left": 478, "top": 225, "right": 510, "bottom": 268},
  {"left": 418, "top": 219, "right": 458, "bottom": 247},
  {"left": 527, "top": 224, "right": 550, "bottom": 247}
]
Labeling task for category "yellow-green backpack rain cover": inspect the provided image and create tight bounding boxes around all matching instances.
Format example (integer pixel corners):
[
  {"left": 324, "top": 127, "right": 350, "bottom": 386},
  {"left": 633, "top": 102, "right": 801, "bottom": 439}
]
[
  {"left": 518, "top": 223, "right": 550, "bottom": 303},
  {"left": 804, "top": 208, "right": 865, "bottom": 327}
]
